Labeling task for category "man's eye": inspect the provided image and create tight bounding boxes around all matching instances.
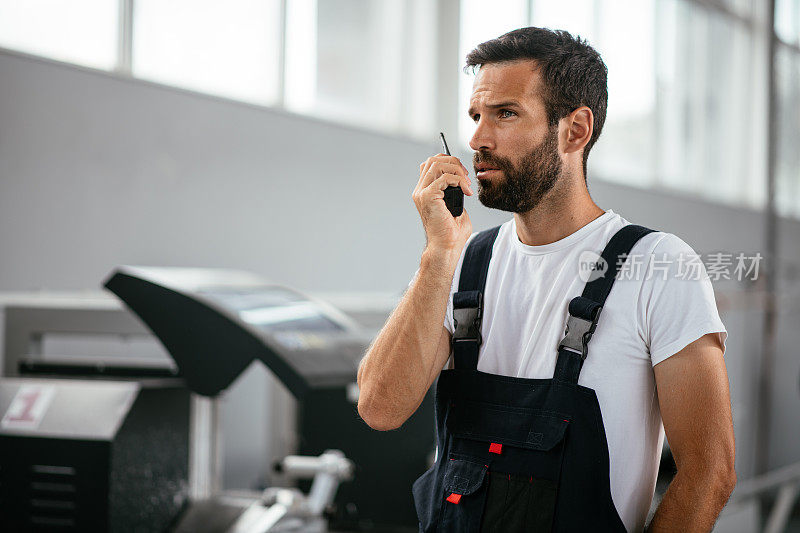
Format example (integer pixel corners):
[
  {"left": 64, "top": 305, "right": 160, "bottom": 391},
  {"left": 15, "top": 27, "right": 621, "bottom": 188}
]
[{"left": 500, "top": 109, "right": 516, "bottom": 118}]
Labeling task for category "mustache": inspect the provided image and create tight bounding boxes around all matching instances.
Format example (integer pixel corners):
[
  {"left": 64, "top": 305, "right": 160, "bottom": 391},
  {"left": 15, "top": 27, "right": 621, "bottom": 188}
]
[{"left": 473, "top": 151, "right": 513, "bottom": 172}]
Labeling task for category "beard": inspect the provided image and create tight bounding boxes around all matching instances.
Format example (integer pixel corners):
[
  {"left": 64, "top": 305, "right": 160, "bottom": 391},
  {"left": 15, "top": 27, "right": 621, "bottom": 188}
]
[{"left": 473, "top": 126, "right": 563, "bottom": 213}]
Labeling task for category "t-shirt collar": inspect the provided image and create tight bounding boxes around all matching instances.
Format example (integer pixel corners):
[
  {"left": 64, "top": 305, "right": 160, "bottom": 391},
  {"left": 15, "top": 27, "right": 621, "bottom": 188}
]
[{"left": 512, "top": 209, "right": 616, "bottom": 256}]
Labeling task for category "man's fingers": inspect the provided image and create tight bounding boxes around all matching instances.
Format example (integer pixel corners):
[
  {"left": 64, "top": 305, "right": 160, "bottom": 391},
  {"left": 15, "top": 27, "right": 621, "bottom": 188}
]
[
  {"left": 419, "top": 155, "right": 467, "bottom": 180},
  {"left": 433, "top": 173, "right": 473, "bottom": 196},
  {"left": 420, "top": 162, "right": 469, "bottom": 190},
  {"left": 433, "top": 154, "right": 467, "bottom": 172},
  {"left": 427, "top": 173, "right": 474, "bottom": 196},
  {"left": 420, "top": 175, "right": 457, "bottom": 202}
]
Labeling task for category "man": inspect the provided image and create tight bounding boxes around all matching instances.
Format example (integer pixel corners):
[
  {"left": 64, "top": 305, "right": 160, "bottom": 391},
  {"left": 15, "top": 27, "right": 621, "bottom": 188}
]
[{"left": 357, "top": 27, "right": 735, "bottom": 532}]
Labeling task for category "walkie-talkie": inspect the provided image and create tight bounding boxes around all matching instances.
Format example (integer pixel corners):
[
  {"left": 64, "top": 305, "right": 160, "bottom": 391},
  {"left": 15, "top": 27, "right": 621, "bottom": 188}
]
[{"left": 439, "top": 132, "right": 464, "bottom": 217}]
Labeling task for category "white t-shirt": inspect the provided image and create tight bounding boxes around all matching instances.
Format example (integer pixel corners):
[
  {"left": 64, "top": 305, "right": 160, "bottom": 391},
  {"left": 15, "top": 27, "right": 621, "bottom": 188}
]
[{"left": 408, "top": 209, "right": 728, "bottom": 532}]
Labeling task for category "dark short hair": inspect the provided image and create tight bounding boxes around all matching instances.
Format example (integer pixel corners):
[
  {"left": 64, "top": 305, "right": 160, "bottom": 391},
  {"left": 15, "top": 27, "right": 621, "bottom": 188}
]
[{"left": 465, "top": 27, "right": 608, "bottom": 178}]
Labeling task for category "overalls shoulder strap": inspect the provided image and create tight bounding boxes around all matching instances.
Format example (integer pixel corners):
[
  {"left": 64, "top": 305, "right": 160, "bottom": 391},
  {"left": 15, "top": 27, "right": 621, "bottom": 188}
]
[
  {"left": 451, "top": 223, "right": 657, "bottom": 375},
  {"left": 451, "top": 225, "right": 502, "bottom": 371},
  {"left": 553, "top": 223, "right": 657, "bottom": 383}
]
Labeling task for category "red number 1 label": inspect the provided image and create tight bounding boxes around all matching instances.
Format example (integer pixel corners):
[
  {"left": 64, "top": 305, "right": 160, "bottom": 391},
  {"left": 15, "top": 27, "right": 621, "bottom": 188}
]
[{"left": 2, "top": 385, "right": 56, "bottom": 430}]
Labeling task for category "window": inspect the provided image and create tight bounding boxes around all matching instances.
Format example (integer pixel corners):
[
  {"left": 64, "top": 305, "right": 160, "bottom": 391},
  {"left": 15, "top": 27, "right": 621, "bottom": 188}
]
[
  {"left": 578, "top": 0, "right": 656, "bottom": 187},
  {"left": 132, "top": 0, "right": 282, "bottom": 105},
  {"left": 656, "top": 0, "right": 760, "bottom": 206},
  {"left": 284, "top": 0, "right": 317, "bottom": 113},
  {"left": 285, "top": 0, "right": 434, "bottom": 135},
  {"left": 0, "top": 0, "right": 118, "bottom": 70},
  {"left": 776, "top": 0, "right": 800, "bottom": 46},
  {"left": 776, "top": 44, "right": 800, "bottom": 218}
]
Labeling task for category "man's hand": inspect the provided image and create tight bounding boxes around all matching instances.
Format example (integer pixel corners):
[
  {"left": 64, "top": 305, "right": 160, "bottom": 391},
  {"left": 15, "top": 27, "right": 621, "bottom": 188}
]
[
  {"left": 647, "top": 332, "right": 736, "bottom": 532},
  {"left": 413, "top": 154, "right": 474, "bottom": 251}
]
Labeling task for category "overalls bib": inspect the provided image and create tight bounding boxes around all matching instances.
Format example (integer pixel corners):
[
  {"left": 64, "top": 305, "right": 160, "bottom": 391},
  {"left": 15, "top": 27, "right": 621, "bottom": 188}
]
[{"left": 412, "top": 223, "right": 656, "bottom": 532}]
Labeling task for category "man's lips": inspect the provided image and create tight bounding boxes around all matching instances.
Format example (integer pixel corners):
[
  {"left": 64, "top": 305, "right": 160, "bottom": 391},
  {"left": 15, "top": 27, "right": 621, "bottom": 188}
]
[{"left": 475, "top": 167, "right": 501, "bottom": 177}]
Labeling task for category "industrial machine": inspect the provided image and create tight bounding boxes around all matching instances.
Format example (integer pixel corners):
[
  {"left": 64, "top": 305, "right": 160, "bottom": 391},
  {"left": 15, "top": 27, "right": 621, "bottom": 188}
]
[
  {"left": 0, "top": 376, "right": 191, "bottom": 531},
  {"left": 0, "top": 268, "right": 434, "bottom": 532}
]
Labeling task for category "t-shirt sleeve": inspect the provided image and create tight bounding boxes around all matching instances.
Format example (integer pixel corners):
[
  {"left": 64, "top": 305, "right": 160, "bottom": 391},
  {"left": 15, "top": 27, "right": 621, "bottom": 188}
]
[{"left": 636, "top": 233, "right": 728, "bottom": 367}]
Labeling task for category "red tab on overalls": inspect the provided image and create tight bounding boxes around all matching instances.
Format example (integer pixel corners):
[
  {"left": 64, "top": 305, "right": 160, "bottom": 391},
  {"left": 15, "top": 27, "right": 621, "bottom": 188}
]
[
  {"left": 489, "top": 442, "right": 503, "bottom": 454},
  {"left": 446, "top": 492, "right": 462, "bottom": 504}
]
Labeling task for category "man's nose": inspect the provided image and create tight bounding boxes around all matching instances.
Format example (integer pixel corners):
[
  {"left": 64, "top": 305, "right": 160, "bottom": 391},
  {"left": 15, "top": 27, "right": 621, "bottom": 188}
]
[{"left": 469, "top": 119, "right": 496, "bottom": 152}]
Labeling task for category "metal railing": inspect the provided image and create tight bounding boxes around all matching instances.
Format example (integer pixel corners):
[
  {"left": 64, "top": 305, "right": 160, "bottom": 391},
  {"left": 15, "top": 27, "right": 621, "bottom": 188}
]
[{"left": 726, "top": 462, "right": 800, "bottom": 533}]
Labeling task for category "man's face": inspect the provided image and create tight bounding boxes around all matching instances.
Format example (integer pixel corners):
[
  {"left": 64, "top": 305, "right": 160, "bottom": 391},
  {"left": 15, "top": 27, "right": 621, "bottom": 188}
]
[{"left": 468, "top": 60, "right": 563, "bottom": 213}]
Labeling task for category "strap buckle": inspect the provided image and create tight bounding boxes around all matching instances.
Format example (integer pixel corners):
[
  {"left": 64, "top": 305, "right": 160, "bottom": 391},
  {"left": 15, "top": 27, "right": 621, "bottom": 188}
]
[
  {"left": 558, "top": 308, "right": 601, "bottom": 360},
  {"left": 453, "top": 296, "right": 482, "bottom": 344}
]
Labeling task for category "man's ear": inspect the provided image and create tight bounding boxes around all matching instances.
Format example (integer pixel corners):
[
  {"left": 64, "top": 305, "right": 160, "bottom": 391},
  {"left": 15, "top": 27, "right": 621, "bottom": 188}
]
[{"left": 562, "top": 106, "right": 594, "bottom": 156}]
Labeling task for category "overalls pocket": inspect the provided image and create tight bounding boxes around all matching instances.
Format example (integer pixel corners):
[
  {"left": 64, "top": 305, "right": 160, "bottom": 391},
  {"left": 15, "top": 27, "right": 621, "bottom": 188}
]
[
  {"left": 480, "top": 471, "right": 558, "bottom": 532},
  {"left": 438, "top": 456, "right": 489, "bottom": 533},
  {"left": 446, "top": 403, "right": 570, "bottom": 532}
]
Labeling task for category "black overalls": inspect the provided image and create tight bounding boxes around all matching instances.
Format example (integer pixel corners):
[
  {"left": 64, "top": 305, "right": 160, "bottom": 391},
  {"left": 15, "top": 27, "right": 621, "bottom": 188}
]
[{"left": 412, "top": 223, "right": 656, "bottom": 532}]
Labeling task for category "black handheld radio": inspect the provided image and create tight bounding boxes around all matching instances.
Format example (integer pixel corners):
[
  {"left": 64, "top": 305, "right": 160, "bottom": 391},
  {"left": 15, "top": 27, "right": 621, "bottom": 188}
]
[{"left": 439, "top": 132, "right": 464, "bottom": 217}]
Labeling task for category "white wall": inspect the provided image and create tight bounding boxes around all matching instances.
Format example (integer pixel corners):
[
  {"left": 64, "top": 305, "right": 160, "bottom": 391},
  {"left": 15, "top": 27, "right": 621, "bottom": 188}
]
[{"left": 1, "top": 49, "right": 799, "bottom": 487}]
